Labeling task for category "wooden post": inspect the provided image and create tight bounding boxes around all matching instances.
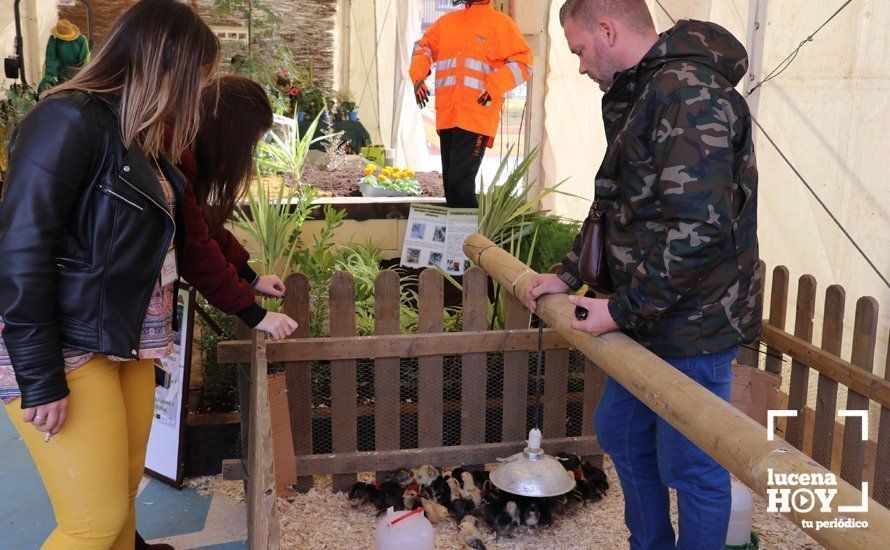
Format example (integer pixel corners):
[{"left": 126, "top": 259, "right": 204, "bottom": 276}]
[
  {"left": 418, "top": 269, "right": 444, "bottom": 448},
  {"left": 502, "top": 293, "right": 531, "bottom": 442},
  {"left": 461, "top": 267, "right": 488, "bottom": 446},
  {"left": 543, "top": 345, "right": 570, "bottom": 438},
  {"left": 247, "top": 333, "right": 280, "bottom": 549},
  {"left": 464, "top": 234, "right": 890, "bottom": 549},
  {"left": 765, "top": 266, "right": 789, "bottom": 376},
  {"left": 812, "top": 285, "right": 844, "bottom": 469},
  {"left": 785, "top": 275, "right": 816, "bottom": 450},
  {"left": 283, "top": 274, "right": 313, "bottom": 493},
  {"left": 874, "top": 330, "right": 890, "bottom": 506},
  {"left": 330, "top": 272, "right": 358, "bottom": 492},
  {"left": 236, "top": 320, "right": 253, "bottom": 497},
  {"left": 374, "top": 270, "right": 401, "bottom": 482},
  {"left": 840, "top": 297, "right": 879, "bottom": 486}
]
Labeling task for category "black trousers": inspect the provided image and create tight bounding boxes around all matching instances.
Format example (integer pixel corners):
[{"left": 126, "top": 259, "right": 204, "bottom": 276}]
[{"left": 439, "top": 127, "right": 487, "bottom": 208}]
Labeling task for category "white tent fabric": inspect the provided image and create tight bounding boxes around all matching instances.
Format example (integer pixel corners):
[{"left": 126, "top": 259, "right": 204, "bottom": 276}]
[
  {"left": 390, "top": 0, "right": 431, "bottom": 168},
  {"left": 539, "top": 0, "right": 888, "bottom": 435},
  {"left": 0, "top": 0, "right": 61, "bottom": 93}
]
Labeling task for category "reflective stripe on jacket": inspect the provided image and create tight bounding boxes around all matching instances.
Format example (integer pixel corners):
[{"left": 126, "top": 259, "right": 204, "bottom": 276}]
[{"left": 409, "top": 2, "right": 533, "bottom": 143}]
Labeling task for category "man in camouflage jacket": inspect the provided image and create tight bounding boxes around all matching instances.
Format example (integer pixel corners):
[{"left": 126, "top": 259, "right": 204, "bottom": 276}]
[{"left": 525, "top": 1, "right": 761, "bottom": 548}]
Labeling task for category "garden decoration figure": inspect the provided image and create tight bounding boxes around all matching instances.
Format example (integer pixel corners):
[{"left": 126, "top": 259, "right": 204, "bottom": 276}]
[
  {"left": 409, "top": 0, "right": 533, "bottom": 208},
  {"left": 38, "top": 19, "right": 90, "bottom": 94}
]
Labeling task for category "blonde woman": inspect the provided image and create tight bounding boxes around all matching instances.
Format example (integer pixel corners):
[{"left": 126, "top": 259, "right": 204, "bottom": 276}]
[{"left": 0, "top": 1, "right": 219, "bottom": 548}]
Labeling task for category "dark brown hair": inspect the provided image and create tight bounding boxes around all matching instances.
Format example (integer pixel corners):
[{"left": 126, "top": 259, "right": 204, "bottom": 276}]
[
  {"left": 194, "top": 75, "right": 273, "bottom": 232},
  {"left": 47, "top": 0, "right": 219, "bottom": 160}
]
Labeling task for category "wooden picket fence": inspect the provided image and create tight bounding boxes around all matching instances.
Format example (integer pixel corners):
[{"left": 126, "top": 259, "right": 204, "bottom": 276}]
[
  {"left": 743, "top": 265, "right": 890, "bottom": 506},
  {"left": 218, "top": 262, "right": 890, "bottom": 547},
  {"left": 219, "top": 266, "right": 607, "bottom": 494}
]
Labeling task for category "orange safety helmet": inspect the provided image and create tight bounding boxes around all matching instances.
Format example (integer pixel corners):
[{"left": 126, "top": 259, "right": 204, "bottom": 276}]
[{"left": 409, "top": 2, "right": 533, "bottom": 146}]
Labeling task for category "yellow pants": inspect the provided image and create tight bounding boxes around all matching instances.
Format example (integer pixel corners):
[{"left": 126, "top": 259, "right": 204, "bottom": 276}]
[{"left": 4, "top": 355, "right": 155, "bottom": 549}]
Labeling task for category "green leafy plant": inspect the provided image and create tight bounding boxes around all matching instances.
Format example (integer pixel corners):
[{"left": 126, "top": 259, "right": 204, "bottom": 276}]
[
  {"left": 518, "top": 215, "right": 581, "bottom": 274},
  {"left": 292, "top": 204, "right": 347, "bottom": 337},
  {"left": 476, "top": 146, "right": 568, "bottom": 250},
  {"left": 257, "top": 109, "right": 331, "bottom": 186},
  {"left": 0, "top": 84, "right": 37, "bottom": 178},
  {"left": 442, "top": 146, "right": 577, "bottom": 329},
  {"left": 194, "top": 301, "right": 239, "bottom": 413},
  {"left": 233, "top": 168, "right": 319, "bottom": 306}
]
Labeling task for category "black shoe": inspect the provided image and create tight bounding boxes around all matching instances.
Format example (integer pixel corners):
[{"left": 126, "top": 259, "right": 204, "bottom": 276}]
[{"left": 135, "top": 530, "right": 175, "bottom": 550}]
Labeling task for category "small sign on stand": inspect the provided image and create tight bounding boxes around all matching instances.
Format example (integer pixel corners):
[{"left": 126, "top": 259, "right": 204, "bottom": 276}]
[
  {"left": 400, "top": 204, "right": 477, "bottom": 276},
  {"left": 144, "top": 283, "right": 196, "bottom": 488}
]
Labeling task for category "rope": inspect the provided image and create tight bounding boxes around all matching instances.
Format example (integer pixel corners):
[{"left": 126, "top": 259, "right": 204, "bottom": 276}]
[
  {"left": 652, "top": 0, "right": 887, "bottom": 288},
  {"left": 654, "top": 0, "right": 676, "bottom": 24},
  {"left": 752, "top": 116, "right": 889, "bottom": 289},
  {"left": 747, "top": 1, "right": 855, "bottom": 97}
]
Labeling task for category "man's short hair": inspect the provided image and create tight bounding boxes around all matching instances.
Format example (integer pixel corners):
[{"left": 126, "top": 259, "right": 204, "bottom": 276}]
[{"left": 559, "top": 0, "right": 655, "bottom": 34}]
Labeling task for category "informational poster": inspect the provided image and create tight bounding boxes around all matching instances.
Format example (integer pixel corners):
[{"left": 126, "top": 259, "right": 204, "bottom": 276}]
[
  {"left": 144, "top": 284, "right": 196, "bottom": 488},
  {"left": 400, "top": 204, "right": 478, "bottom": 275}
]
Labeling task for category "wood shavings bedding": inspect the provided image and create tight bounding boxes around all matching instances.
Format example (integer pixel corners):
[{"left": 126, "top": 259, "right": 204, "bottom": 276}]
[{"left": 192, "top": 457, "right": 821, "bottom": 549}]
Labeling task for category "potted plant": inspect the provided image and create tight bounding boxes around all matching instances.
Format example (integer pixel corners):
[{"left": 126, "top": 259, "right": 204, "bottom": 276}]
[
  {"left": 359, "top": 164, "right": 421, "bottom": 198},
  {"left": 338, "top": 97, "right": 358, "bottom": 122}
]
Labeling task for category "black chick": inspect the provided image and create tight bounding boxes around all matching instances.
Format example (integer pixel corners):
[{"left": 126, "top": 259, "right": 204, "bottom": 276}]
[
  {"left": 471, "top": 469, "right": 490, "bottom": 488},
  {"left": 574, "top": 478, "right": 598, "bottom": 502},
  {"left": 388, "top": 467, "right": 415, "bottom": 488},
  {"left": 451, "top": 497, "right": 476, "bottom": 523},
  {"left": 348, "top": 482, "right": 370, "bottom": 507},
  {"left": 520, "top": 500, "right": 541, "bottom": 527},
  {"left": 523, "top": 499, "right": 554, "bottom": 527},
  {"left": 451, "top": 467, "right": 468, "bottom": 487},
  {"left": 581, "top": 461, "right": 610, "bottom": 495},
  {"left": 376, "top": 481, "right": 405, "bottom": 514},
  {"left": 430, "top": 475, "right": 452, "bottom": 507},
  {"left": 555, "top": 452, "right": 581, "bottom": 472},
  {"left": 492, "top": 510, "right": 516, "bottom": 539}
]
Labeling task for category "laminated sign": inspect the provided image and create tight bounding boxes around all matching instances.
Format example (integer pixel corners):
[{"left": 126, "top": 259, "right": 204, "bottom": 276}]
[{"left": 401, "top": 204, "right": 477, "bottom": 275}]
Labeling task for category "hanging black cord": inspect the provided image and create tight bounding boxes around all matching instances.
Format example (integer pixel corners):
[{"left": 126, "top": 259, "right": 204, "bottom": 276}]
[{"left": 534, "top": 317, "right": 544, "bottom": 430}]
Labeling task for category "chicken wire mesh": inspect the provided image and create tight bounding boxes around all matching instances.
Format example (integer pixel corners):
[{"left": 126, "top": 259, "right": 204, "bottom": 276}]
[{"left": 303, "top": 349, "right": 591, "bottom": 457}]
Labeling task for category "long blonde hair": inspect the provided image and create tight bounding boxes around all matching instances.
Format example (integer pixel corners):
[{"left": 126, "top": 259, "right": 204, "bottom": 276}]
[{"left": 47, "top": 0, "right": 219, "bottom": 160}]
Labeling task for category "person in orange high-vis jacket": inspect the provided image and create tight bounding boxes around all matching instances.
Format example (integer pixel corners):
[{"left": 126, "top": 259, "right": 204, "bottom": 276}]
[{"left": 410, "top": 0, "right": 533, "bottom": 208}]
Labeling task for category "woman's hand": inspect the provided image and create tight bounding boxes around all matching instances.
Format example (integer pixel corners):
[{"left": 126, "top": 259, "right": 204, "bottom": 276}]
[
  {"left": 23, "top": 396, "right": 68, "bottom": 436},
  {"left": 256, "top": 312, "right": 299, "bottom": 340},
  {"left": 253, "top": 275, "right": 287, "bottom": 298}
]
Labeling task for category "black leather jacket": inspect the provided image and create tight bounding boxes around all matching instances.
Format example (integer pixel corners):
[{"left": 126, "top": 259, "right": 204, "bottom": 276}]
[{"left": 0, "top": 90, "right": 186, "bottom": 408}]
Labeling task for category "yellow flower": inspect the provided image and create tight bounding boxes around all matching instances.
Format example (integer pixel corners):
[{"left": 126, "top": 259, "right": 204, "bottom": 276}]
[
  {"left": 406, "top": 169, "right": 416, "bottom": 177},
  {"left": 363, "top": 165, "right": 376, "bottom": 175}
]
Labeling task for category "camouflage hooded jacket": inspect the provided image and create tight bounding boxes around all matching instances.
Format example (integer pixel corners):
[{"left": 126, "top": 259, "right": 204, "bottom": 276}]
[{"left": 558, "top": 20, "right": 763, "bottom": 356}]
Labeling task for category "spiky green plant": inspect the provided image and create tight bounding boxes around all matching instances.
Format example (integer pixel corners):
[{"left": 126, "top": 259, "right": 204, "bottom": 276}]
[
  {"left": 257, "top": 109, "right": 331, "bottom": 186},
  {"left": 233, "top": 168, "right": 319, "bottom": 311},
  {"left": 476, "top": 145, "right": 569, "bottom": 250}
]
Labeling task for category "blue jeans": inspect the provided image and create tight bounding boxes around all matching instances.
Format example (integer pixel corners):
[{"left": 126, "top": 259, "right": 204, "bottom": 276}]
[{"left": 594, "top": 346, "right": 738, "bottom": 550}]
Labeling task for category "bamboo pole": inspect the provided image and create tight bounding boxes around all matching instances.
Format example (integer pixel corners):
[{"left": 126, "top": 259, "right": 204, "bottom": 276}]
[{"left": 464, "top": 234, "right": 889, "bottom": 550}]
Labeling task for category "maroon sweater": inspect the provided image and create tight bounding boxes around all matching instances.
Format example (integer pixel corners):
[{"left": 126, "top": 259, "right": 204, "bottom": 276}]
[{"left": 177, "top": 149, "right": 266, "bottom": 327}]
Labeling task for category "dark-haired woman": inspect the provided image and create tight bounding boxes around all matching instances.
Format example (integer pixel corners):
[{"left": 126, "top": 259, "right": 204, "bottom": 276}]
[
  {"left": 178, "top": 74, "right": 299, "bottom": 339},
  {"left": 0, "top": 1, "right": 218, "bottom": 548}
]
